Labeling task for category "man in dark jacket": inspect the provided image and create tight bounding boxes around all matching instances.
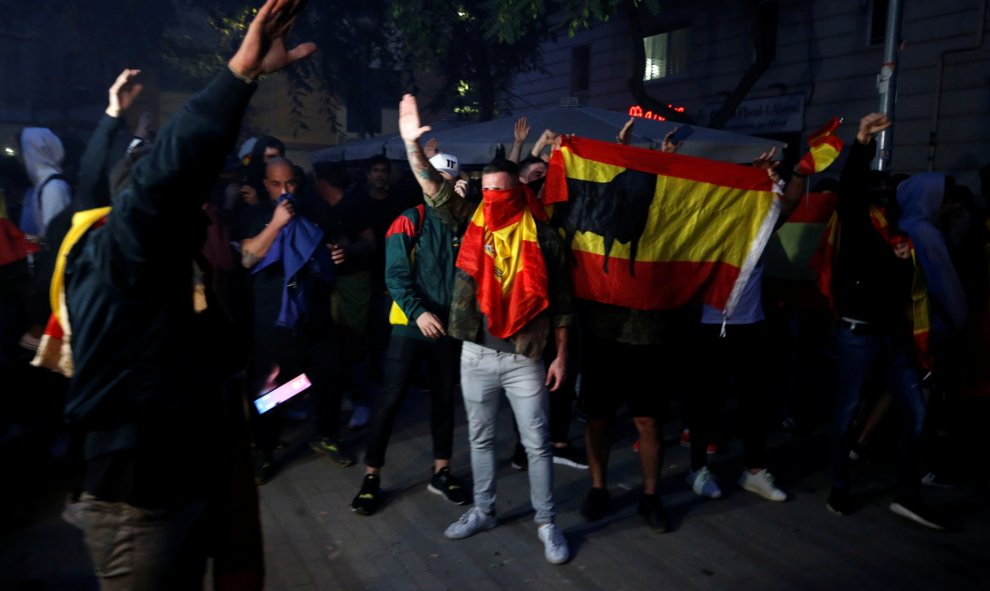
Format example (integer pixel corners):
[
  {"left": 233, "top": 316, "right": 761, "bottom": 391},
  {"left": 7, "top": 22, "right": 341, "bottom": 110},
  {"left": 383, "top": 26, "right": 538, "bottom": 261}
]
[
  {"left": 827, "top": 113, "right": 946, "bottom": 530},
  {"left": 62, "top": 1, "right": 315, "bottom": 587}
]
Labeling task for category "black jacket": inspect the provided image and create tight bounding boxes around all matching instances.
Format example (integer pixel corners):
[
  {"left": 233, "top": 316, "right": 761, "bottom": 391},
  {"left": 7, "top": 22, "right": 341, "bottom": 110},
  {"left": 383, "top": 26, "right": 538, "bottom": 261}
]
[{"left": 64, "top": 70, "right": 255, "bottom": 465}]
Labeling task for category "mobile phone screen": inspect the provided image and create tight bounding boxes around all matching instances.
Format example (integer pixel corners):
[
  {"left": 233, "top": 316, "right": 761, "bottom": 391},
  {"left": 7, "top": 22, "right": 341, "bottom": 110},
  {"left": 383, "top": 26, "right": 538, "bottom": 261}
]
[{"left": 254, "top": 373, "right": 312, "bottom": 414}]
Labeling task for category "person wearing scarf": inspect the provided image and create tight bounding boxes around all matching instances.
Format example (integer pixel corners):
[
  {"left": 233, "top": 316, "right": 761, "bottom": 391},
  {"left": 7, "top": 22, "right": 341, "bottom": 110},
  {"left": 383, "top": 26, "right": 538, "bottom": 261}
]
[{"left": 398, "top": 94, "right": 573, "bottom": 565}]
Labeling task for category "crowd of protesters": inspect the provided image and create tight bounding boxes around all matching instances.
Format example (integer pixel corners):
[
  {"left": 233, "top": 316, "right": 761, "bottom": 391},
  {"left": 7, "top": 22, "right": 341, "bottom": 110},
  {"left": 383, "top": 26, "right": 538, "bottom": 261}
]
[{"left": 1, "top": 0, "right": 989, "bottom": 585}]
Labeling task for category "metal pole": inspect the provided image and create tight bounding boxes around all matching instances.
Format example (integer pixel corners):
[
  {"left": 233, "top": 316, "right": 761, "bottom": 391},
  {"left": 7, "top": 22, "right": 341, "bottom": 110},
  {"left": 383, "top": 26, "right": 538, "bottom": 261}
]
[{"left": 873, "top": 0, "right": 904, "bottom": 171}]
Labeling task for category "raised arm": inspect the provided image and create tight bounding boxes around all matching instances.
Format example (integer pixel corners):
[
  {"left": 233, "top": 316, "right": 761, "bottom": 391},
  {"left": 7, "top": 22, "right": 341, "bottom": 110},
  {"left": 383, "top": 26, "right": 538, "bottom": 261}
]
[
  {"left": 399, "top": 94, "right": 444, "bottom": 198},
  {"left": 102, "top": 0, "right": 316, "bottom": 276},
  {"left": 530, "top": 129, "right": 558, "bottom": 160},
  {"left": 508, "top": 116, "right": 530, "bottom": 163},
  {"left": 839, "top": 113, "right": 890, "bottom": 193}
]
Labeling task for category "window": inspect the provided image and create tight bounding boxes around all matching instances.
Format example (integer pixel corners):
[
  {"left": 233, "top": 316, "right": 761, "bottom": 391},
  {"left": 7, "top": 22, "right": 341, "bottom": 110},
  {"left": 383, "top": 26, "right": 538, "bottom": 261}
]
[
  {"left": 868, "top": 0, "right": 890, "bottom": 45},
  {"left": 643, "top": 27, "right": 689, "bottom": 81},
  {"left": 571, "top": 45, "right": 591, "bottom": 94}
]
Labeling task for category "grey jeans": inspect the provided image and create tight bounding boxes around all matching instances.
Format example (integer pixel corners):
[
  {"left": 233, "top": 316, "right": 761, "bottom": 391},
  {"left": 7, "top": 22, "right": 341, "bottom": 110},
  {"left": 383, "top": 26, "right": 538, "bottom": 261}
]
[
  {"left": 75, "top": 492, "right": 210, "bottom": 590},
  {"left": 460, "top": 341, "right": 556, "bottom": 524}
]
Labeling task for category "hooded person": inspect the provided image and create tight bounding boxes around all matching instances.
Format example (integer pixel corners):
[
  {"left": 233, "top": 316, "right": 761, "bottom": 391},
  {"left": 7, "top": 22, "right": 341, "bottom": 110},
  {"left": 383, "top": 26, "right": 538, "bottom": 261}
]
[
  {"left": 896, "top": 173, "right": 968, "bottom": 337},
  {"left": 18, "top": 127, "right": 72, "bottom": 240}
]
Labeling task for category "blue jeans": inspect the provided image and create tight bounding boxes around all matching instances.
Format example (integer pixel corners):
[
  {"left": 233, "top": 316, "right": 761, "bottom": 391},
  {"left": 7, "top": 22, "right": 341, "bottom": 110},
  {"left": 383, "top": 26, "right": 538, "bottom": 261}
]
[
  {"left": 831, "top": 325, "right": 926, "bottom": 495},
  {"left": 460, "top": 341, "right": 556, "bottom": 524}
]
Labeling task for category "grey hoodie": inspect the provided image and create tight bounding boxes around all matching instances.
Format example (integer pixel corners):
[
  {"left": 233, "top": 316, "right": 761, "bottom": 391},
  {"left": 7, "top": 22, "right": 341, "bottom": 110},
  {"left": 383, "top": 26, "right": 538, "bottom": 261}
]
[
  {"left": 19, "top": 127, "right": 71, "bottom": 238},
  {"left": 896, "top": 172, "right": 967, "bottom": 335}
]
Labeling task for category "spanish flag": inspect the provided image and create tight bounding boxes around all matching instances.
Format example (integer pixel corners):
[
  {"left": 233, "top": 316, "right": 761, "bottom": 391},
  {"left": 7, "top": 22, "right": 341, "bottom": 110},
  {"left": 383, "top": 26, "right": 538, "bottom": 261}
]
[
  {"left": 544, "top": 136, "right": 779, "bottom": 316},
  {"left": 868, "top": 206, "right": 932, "bottom": 370},
  {"left": 797, "top": 117, "right": 844, "bottom": 175},
  {"left": 457, "top": 186, "right": 549, "bottom": 339}
]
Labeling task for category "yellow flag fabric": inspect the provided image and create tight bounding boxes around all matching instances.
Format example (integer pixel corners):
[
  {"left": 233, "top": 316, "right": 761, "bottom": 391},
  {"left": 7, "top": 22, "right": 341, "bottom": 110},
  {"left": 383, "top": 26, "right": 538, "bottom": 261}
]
[{"left": 544, "top": 136, "right": 779, "bottom": 316}]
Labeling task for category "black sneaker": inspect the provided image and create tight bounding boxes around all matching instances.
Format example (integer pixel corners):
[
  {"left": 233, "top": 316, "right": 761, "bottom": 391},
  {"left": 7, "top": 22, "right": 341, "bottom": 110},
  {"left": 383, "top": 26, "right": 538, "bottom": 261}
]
[
  {"left": 511, "top": 442, "right": 528, "bottom": 471},
  {"left": 890, "top": 495, "right": 945, "bottom": 530},
  {"left": 309, "top": 437, "right": 355, "bottom": 467},
  {"left": 552, "top": 444, "right": 589, "bottom": 470},
  {"left": 352, "top": 474, "right": 381, "bottom": 515},
  {"left": 254, "top": 452, "right": 275, "bottom": 486},
  {"left": 580, "top": 487, "right": 610, "bottom": 521},
  {"left": 826, "top": 487, "right": 853, "bottom": 515},
  {"left": 638, "top": 493, "right": 670, "bottom": 533},
  {"left": 428, "top": 467, "right": 469, "bottom": 505}
]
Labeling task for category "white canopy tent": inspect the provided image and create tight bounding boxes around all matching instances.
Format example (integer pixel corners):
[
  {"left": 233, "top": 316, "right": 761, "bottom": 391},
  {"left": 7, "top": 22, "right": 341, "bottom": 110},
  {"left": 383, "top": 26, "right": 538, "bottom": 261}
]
[{"left": 381, "top": 106, "right": 786, "bottom": 165}]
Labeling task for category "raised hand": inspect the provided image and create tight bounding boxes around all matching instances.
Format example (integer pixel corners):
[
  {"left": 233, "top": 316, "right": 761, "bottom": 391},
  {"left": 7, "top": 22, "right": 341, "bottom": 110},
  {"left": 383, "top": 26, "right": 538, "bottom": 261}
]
[
  {"left": 514, "top": 116, "right": 531, "bottom": 144},
  {"left": 399, "top": 94, "right": 431, "bottom": 143},
  {"left": 660, "top": 129, "right": 681, "bottom": 153},
  {"left": 228, "top": 0, "right": 316, "bottom": 81},
  {"left": 617, "top": 117, "right": 635, "bottom": 145},
  {"left": 106, "top": 69, "right": 143, "bottom": 118},
  {"left": 752, "top": 146, "right": 780, "bottom": 171},
  {"left": 856, "top": 113, "right": 891, "bottom": 144}
]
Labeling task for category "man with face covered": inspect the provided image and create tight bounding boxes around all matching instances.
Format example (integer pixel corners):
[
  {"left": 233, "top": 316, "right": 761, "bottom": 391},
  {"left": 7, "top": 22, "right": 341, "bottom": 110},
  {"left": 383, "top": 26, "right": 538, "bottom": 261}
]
[{"left": 398, "top": 94, "right": 573, "bottom": 565}]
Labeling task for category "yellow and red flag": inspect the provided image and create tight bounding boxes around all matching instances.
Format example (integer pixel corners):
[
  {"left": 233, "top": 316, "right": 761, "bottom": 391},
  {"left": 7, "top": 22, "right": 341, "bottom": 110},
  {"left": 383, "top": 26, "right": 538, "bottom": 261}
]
[
  {"left": 796, "top": 117, "right": 844, "bottom": 175},
  {"left": 868, "top": 206, "right": 932, "bottom": 370},
  {"left": 457, "top": 186, "right": 549, "bottom": 339},
  {"left": 766, "top": 191, "right": 839, "bottom": 282},
  {"left": 544, "top": 136, "right": 779, "bottom": 316}
]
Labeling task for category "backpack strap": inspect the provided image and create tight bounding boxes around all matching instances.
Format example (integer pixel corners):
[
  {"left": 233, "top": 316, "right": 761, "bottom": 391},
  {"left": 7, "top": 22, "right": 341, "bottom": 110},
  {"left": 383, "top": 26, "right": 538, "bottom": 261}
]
[{"left": 36, "top": 173, "right": 67, "bottom": 217}]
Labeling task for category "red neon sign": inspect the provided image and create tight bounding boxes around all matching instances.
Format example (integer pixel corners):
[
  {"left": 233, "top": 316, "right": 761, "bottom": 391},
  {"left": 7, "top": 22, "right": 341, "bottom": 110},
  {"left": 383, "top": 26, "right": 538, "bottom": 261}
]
[{"left": 628, "top": 104, "right": 686, "bottom": 121}]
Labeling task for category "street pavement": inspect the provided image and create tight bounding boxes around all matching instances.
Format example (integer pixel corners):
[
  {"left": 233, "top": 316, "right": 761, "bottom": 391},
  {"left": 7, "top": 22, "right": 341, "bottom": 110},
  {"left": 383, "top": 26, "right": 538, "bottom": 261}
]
[{"left": 2, "top": 386, "right": 989, "bottom": 590}]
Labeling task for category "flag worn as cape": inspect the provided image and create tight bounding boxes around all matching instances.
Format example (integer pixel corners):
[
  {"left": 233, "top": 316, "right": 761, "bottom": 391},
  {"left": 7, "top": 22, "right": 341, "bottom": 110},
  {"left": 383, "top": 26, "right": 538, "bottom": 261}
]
[
  {"left": 31, "top": 206, "right": 111, "bottom": 376},
  {"left": 456, "top": 185, "right": 548, "bottom": 339},
  {"left": 544, "top": 136, "right": 779, "bottom": 317}
]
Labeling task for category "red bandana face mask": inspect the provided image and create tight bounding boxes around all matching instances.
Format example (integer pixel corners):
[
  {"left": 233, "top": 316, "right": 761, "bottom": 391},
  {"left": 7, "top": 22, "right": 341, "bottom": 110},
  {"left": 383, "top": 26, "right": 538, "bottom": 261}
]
[{"left": 458, "top": 185, "right": 549, "bottom": 339}]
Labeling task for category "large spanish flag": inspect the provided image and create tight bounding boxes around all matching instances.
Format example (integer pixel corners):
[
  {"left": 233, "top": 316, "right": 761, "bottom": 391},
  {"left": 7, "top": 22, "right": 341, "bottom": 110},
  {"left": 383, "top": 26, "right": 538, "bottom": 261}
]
[{"left": 544, "top": 136, "right": 779, "bottom": 316}]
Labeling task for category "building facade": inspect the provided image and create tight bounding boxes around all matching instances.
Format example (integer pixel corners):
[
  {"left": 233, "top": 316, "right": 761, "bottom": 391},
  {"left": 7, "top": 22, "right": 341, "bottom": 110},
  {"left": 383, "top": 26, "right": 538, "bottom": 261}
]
[{"left": 509, "top": 0, "right": 989, "bottom": 189}]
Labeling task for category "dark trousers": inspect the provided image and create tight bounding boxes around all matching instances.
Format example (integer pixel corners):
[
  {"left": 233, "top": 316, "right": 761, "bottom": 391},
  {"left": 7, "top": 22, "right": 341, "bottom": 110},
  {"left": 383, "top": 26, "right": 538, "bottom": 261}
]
[
  {"left": 251, "top": 325, "right": 342, "bottom": 454},
  {"left": 831, "top": 324, "right": 924, "bottom": 496},
  {"left": 363, "top": 334, "right": 460, "bottom": 468},
  {"left": 686, "top": 322, "right": 771, "bottom": 471}
]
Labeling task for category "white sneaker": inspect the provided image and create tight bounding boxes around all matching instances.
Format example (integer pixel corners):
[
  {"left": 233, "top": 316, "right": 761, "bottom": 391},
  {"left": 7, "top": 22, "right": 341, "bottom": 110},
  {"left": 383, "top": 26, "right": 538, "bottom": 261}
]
[
  {"left": 444, "top": 507, "right": 497, "bottom": 539},
  {"left": 739, "top": 469, "right": 787, "bottom": 502},
  {"left": 537, "top": 523, "right": 570, "bottom": 564},
  {"left": 687, "top": 466, "right": 722, "bottom": 498},
  {"left": 348, "top": 405, "right": 370, "bottom": 429}
]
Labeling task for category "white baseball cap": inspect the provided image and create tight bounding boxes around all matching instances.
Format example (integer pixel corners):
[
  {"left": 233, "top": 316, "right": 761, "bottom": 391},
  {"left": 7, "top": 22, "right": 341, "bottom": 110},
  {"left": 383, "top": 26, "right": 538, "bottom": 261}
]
[{"left": 428, "top": 153, "right": 460, "bottom": 178}]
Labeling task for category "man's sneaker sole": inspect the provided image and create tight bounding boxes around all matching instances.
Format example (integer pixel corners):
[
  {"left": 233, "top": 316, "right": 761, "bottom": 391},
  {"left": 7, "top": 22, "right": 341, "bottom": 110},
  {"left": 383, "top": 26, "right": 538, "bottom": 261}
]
[
  {"left": 552, "top": 456, "right": 588, "bottom": 470},
  {"left": 889, "top": 502, "right": 945, "bottom": 530},
  {"left": 427, "top": 483, "right": 469, "bottom": 505}
]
